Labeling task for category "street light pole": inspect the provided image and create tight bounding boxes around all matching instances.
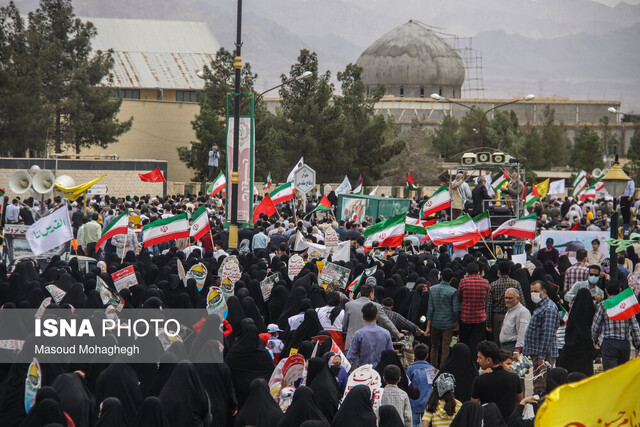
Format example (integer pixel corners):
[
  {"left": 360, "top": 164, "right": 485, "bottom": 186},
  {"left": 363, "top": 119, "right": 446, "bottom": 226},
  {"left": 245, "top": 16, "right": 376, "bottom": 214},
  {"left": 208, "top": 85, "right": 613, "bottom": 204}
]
[
  {"left": 431, "top": 94, "right": 534, "bottom": 148},
  {"left": 257, "top": 71, "right": 313, "bottom": 100},
  {"left": 229, "top": 0, "right": 243, "bottom": 249}
]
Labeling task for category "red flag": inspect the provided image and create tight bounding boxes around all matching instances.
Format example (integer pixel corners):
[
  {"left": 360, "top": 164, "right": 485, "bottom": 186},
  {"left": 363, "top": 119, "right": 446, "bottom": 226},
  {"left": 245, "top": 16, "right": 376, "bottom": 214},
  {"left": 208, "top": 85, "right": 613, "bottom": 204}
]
[
  {"left": 253, "top": 194, "right": 277, "bottom": 223},
  {"left": 570, "top": 222, "right": 579, "bottom": 231},
  {"left": 318, "top": 195, "right": 331, "bottom": 209},
  {"left": 139, "top": 167, "right": 166, "bottom": 182}
]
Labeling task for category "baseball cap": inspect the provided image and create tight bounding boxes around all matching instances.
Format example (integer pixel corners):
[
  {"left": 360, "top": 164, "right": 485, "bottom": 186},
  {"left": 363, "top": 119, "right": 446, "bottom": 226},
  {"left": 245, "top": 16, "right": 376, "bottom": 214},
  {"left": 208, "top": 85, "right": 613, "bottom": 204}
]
[{"left": 267, "top": 324, "right": 283, "bottom": 333}]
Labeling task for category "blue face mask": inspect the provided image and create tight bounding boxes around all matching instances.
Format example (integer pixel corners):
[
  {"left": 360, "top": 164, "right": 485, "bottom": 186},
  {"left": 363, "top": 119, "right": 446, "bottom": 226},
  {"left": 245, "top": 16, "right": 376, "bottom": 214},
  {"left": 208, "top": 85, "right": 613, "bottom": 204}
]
[{"left": 588, "top": 275, "right": 599, "bottom": 284}]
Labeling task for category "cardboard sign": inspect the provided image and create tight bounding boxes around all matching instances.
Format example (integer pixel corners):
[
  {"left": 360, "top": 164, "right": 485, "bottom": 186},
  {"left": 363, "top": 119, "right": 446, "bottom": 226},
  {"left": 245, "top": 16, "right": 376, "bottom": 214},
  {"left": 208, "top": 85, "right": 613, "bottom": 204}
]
[
  {"left": 342, "top": 364, "right": 383, "bottom": 412},
  {"left": 111, "top": 266, "right": 137, "bottom": 292},
  {"left": 220, "top": 256, "right": 242, "bottom": 285},
  {"left": 282, "top": 353, "right": 305, "bottom": 386},
  {"left": 288, "top": 254, "right": 305, "bottom": 281},
  {"left": 260, "top": 274, "right": 278, "bottom": 301},
  {"left": 35, "top": 297, "right": 52, "bottom": 320},
  {"left": 177, "top": 260, "right": 187, "bottom": 286},
  {"left": 324, "top": 228, "right": 339, "bottom": 247},
  {"left": 220, "top": 278, "right": 234, "bottom": 299},
  {"left": 318, "top": 262, "right": 352, "bottom": 289},
  {"left": 206, "top": 287, "right": 228, "bottom": 319},
  {"left": 24, "top": 357, "right": 41, "bottom": 414},
  {"left": 96, "top": 277, "right": 124, "bottom": 311},
  {"left": 45, "top": 285, "right": 66, "bottom": 304},
  {"left": 186, "top": 263, "right": 208, "bottom": 291}
]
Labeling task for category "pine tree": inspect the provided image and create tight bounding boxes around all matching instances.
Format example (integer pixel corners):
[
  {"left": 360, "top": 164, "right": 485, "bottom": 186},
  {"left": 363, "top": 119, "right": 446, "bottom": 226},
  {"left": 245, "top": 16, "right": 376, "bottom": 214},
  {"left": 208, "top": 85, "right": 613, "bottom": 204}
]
[{"left": 570, "top": 125, "right": 604, "bottom": 171}]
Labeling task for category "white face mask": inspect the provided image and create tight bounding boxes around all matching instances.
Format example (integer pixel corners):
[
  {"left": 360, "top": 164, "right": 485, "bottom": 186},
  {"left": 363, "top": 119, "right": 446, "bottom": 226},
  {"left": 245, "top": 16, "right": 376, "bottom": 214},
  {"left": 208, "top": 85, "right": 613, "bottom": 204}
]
[{"left": 531, "top": 292, "right": 542, "bottom": 304}]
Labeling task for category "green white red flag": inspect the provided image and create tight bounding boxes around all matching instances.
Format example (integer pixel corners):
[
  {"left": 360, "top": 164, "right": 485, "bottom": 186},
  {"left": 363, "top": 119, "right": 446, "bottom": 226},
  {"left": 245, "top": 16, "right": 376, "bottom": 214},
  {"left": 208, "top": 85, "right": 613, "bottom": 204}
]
[
  {"left": 207, "top": 171, "right": 226, "bottom": 196},
  {"left": 603, "top": 287, "right": 640, "bottom": 320},
  {"left": 492, "top": 213, "right": 537, "bottom": 239},
  {"left": 270, "top": 182, "right": 295, "bottom": 204},
  {"left": 346, "top": 272, "right": 364, "bottom": 293},
  {"left": 426, "top": 214, "right": 480, "bottom": 245},
  {"left": 407, "top": 172, "right": 418, "bottom": 191},
  {"left": 525, "top": 184, "right": 541, "bottom": 208},
  {"left": 96, "top": 209, "right": 129, "bottom": 251},
  {"left": 305, "top": 195, "right": 332, "bottom": 219},
  {"left": 452, "top": 212, "right": 491, "bottom": 250},
  {"left": 142, "top": 213, "right": 189, "bottom": 247},
  {"left": 572, "top": 170, "right": 589, "bottom": 197},
  {"left": 363, "top": 213, "right": 406, "bottom": 251},
  {"left": 420, "top": 185, "right": 451, "bottom": 219},
  {"left": 263, "top": 171, "right": 272, "bottom": 190},
  {"left": 190, "top": 205, "right": 210, "bottom": 241},
  {"left": 405, "top": 216, "right": 428, "bottom": 234}
]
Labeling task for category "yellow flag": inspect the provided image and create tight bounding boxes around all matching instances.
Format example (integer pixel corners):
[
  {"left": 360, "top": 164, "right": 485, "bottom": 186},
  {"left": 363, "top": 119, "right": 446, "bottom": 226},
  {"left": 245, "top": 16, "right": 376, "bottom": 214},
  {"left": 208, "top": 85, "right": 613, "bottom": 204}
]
[
  {"left": 55, "top": 175, "right": 106, "bottom": 201},
  {"left": 536, "top": 178, "right": 550, "bottom": 197},
  {"left": 535, "top": 357, "right": 640, "bottom": 426}
]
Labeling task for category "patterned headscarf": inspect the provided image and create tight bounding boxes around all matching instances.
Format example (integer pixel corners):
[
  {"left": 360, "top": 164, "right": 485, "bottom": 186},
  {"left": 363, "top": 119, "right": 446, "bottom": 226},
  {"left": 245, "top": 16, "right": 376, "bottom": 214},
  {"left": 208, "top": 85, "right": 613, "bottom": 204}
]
[{"left": 435, "top": 372, "right": 456, "bottom": 398}]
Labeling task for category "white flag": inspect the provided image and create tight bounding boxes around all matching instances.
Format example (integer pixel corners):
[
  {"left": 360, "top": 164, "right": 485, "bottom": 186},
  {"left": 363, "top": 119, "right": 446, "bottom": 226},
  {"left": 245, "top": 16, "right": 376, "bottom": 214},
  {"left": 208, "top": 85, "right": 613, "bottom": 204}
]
[
  {"left": 287, "top": 157, "right": 304, "bottom": 183},
  {"left": 25, "top": 205, "right": 73, "bottom": 256},
  {"left": 549, "top": 179, "right": 565, "bottom": 195},
  {"left": 369, "top": 185, "right": 379, "bottom": 196},
  {"left": 335, "top": 176, "right": 352, "bottom": 195}
]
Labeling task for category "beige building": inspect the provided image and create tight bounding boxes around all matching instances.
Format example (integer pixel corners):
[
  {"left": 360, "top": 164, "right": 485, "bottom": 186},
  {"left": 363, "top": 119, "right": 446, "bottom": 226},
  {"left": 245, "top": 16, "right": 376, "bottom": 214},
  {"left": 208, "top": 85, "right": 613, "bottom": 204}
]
[{"left": 72, "top": 18, "right": 220, "bottom": 183}]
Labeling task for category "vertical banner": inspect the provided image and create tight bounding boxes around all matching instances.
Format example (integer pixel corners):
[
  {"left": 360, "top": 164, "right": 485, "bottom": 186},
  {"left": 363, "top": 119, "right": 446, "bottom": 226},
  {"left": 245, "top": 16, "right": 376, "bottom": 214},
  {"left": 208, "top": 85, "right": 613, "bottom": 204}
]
[{"left": 226, "top": 115, "right": 255, "bottom": 223}]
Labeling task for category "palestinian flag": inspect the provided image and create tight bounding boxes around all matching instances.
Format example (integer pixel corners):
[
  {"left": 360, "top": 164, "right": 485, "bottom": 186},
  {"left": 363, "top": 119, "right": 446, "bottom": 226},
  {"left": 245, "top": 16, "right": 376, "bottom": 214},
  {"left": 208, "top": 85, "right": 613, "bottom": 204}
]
[
  {"left": 190, "top": 205, "right": 210, "bottom": 241},
  {"left": 352, "top": 174, "right": 363, "bottom": 195},
  {"left": 492, "top": 169, "right": 511, "bottom": 192},
  {"left": 407, "top": 172, "right": 418, "bottom": 191},
  {"left": 346, "top": 272, "right": 364, "bottom": 293},
  {"left": 559, "top": 306, "right": 569, "bottom": 323},
  {"left": 142, "top": 213, "right": 189, "bottom": 247},
  {"left": 363, "top": 213, "right": 406, "bottom": 251},
  {"left": 0, "top": 188, "right": 4, "bottom": 197},
  {"left": 425, "top": 214, "right": 480, "bottom": 245},
  {"left": 405, "top": 216, "right": 428, "bottom": 234},
  {"left": 253, "top": 195, "right": 277, "bottom": 223},
  {"left": 572, "top": 170, "right": 589, "bottom": 197},
  {"left": 207, "top": 171, "right": 226, "bottom": 196},
  {"left": 263, "top": 171, "right": 272, "bottom": 190},
  {"left": 305, "top": 195, "right": 332, "bottom": 219},
  {"left": 492, "top": 213, "right": 537, "bottom": 239},
  {"left": 525, "top": 184, "right": 541, "bottom": 208},
  {"left": 420, "top": 185, "right": 451, "bottom": 219},
  {"left": 270, "top": 182, "right": 295, "bottom": 204},
  {"left": 603, "top": 287, "right": 640, "bottom": 320},
  {"left": 96, "top": 209, "right": 129, "bottom": 251}
]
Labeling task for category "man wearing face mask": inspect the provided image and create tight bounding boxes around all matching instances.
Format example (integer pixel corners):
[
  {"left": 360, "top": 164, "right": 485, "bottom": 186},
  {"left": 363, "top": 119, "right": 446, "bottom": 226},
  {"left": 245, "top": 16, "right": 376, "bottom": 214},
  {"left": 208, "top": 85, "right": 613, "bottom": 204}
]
[
  {"left": 523, "top": 280, "right": 561, "bottom": 395},
  {"left": 563, "top": 264, "right": 606, "bottom": 306}
]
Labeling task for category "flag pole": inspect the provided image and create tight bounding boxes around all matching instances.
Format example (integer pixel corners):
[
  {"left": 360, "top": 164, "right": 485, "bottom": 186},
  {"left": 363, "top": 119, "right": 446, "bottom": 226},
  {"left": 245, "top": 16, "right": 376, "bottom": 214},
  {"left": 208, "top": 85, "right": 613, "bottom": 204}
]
[
  {"left": 209, "top": 226, "right": 215, "bottom": 251},
  {"left": 120, "top": 231, "right": 128, "bottom": 264},
  {"left": 480, "top": 236, "right": 497, "bottom": 259}
]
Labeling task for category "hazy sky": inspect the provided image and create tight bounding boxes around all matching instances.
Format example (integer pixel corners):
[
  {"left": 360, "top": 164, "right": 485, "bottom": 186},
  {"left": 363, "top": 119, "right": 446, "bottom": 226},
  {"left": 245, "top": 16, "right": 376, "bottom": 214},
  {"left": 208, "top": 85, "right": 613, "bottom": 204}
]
[{"left": 591, "top": 0, "right": 639, "bottom": 5}]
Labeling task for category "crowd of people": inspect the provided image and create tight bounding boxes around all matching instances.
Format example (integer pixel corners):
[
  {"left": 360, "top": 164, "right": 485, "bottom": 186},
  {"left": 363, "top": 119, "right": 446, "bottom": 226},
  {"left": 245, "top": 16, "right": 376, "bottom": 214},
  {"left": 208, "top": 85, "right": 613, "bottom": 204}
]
[{"left": 1, "top": 180, "right": 639, "bottom": 427}]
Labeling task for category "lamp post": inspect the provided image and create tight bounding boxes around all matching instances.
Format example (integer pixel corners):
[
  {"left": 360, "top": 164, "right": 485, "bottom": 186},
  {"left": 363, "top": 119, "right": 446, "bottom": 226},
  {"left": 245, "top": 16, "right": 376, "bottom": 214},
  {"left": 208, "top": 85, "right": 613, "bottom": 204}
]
[
  {"left": 601, "top": 161, "right": 631, "bottom": 283},
  {"left": 257, "top": 71, "right": 313, "bottom": 99},
  {"left": 431, "top": 93, "right": 535, "bottom": 148}
]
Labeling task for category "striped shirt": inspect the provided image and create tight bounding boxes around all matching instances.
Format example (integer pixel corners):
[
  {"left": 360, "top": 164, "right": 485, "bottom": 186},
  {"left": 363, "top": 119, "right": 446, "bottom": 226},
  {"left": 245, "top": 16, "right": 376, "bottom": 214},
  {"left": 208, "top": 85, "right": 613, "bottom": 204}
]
[{"left": 422, "top": 399, "right": 462, "bottom": 427}]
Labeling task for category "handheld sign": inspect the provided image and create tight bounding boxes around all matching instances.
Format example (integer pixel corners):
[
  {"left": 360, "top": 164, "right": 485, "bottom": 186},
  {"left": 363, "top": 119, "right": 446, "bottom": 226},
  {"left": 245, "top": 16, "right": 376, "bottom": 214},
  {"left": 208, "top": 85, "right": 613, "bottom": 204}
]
[
  {"left": 177, "top": 260, "right": 187, "bottom": 286},
  {"left": 206, "top": 287, "right": 228, "bottom": 320},
  {"left": 111, "top": 266, "right": 137, "bottom": 292},
  {"left": 24, "top": 358, "right": 41, "bottom": 414},
  {"left": 260, "top": 274, "right": 278, "bottom": 301},
  {"left": 220, "top": 256, "right": 242, "bottom": 285},
  {"left": 282, "top": 353, "right": 305, "bottom": 386},
  {"left": 288, "top": 254, "right": 305, "bottom": 281},
  {"left": 342, "top": 364, "right": 383, "bottom": 412},
  {"left": 324, "top": 228, "right": 339, "bottom": 247},
  {"left": 45, "top": 285, "right": 66, "bottom": 304},
  {"left": 186, "top": 263, "right": 208, "bottom": 291}
]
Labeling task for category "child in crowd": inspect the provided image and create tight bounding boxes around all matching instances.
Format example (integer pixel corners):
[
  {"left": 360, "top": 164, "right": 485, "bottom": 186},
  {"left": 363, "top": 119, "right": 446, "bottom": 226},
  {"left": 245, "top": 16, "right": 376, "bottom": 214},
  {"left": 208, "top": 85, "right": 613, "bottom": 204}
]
[
  {"left": 381, "top": 365, "right": 413, "bottom": 427},
  {"left": 266, "top": 323, "right": 284, "bottom": 363},
  {"left": 422, "top": 373, "right": 462, "bottom": 427},
  {"left": 406, "top": 344, "right": 439, "bottom": 427}
]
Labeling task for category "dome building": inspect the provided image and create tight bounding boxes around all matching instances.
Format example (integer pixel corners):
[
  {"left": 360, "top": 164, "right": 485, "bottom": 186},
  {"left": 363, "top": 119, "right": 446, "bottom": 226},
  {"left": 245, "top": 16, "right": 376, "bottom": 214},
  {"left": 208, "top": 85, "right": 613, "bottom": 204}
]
[{"left": 356, "top": 20, "right": 465, "bottom": 99}]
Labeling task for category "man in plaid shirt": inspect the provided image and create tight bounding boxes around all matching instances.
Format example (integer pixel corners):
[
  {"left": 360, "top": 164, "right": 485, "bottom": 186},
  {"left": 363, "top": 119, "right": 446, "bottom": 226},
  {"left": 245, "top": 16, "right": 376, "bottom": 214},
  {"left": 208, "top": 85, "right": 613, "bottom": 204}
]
[
  {"left": 563, "top": 249, "right": 589, "bottom": 294},
  {"left": 458, "top": 262, "right": 490, "bottom": 362},
  {"left": 487, "top": 262, "right": 524, "bottom": 345},
  {"left": 523, "top": 280, "right": 560, "bottom": 394},
  {"left": 591, "top": 285, "right": 640, "bottom": 370}
]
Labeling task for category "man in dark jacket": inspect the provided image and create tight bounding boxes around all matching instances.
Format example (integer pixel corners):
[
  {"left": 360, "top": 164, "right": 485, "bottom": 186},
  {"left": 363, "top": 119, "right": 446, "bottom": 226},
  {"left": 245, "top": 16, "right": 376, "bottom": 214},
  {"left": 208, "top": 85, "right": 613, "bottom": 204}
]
[{"left": 472, "top": 177, "right": 490, "bottom": 216}]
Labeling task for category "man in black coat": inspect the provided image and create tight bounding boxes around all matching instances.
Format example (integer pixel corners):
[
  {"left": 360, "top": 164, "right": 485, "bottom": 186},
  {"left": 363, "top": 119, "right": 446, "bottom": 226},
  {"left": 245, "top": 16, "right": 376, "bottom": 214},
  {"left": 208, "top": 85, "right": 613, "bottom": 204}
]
[{"left": 472, "top": 177, "right": 490, "bottom": 216}]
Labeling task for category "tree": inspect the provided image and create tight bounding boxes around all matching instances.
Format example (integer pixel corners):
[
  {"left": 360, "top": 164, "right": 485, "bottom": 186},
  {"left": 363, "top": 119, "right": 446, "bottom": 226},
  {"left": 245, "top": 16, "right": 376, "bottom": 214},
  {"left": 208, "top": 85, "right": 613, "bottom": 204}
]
[
  {"left": 625, "top": 124, "right": 640, "bottom": 183},
  {"left": 178, "top": 47, "right": 269, "bottom": 181},
  {"left": 485, "top": 110, "right": 523, "bottom": 153},
  {"left": 383, "top": 119, "right": 438, "bottom": 185},
  {"left": 570, "top": 125, "right": 604, "bottom": 171},
  {"left": 540, "top": 106, "right": 569, "bottom": 168},
  {"left": 432, "top": 114, "right": 461, "bottom": 160}
]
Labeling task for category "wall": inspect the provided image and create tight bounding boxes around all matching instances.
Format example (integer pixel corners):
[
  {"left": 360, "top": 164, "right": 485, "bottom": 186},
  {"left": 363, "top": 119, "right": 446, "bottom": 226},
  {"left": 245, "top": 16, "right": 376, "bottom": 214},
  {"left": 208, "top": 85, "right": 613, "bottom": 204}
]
[
  {"left": 0, "top": 158, "right": 167, "bottom": 199},
  {"left": 70, "top": 98, "right": 200, "bottom": 183}
]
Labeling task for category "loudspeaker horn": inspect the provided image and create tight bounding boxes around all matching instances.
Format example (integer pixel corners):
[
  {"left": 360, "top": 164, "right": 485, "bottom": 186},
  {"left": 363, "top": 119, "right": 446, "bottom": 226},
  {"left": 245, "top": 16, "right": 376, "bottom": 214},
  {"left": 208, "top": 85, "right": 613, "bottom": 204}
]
[
  {"left": 32, "top": 170, "right": 55, "bottom": 194},
  {"left": 591, "top": 168, "right": 603, "bottom": 178},
  {"left": 9, "top": 170, "right": 32, "bottom": 194},
  {"left": 54, "top": 174, "right": 76, "bottom": 189}
]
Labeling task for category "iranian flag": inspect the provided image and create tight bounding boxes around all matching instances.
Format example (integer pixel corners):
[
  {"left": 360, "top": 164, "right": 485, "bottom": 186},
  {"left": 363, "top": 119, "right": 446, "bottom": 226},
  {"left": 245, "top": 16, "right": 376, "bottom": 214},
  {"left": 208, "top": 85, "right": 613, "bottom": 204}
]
[
  {"left": 407, "top": 172, "right": 418, "bottom": 191},
  {"left": 207, "top": 171, "right": 226, "bottom": 196},
  {"left": 143, "top": 213, "right": 189, "bottom": 247},
  {"left": 305, "top": 195, "right": 332, "bottom": 219},
  {"left": 270, "top": 182, "right": 296, "bottom": 204},
  {"left": 603, "top": 287, "right": 640, "bottom": 320},
  {"left": 525, "top": 184, "right": 541, "bottom": 208},
  {"left": 96, "top": 209, "right": 129, "bottom": 251},
  {"left": 363, "top": 213, "right": 406, "bottom": 251},
  {"left": 346, "top": 272, "right": 364, "bottom": 293},
  {"left": 492, "top": 213, "right": 537, "bottom": 239},
  {"left": 452, "top": 212, "right": 491, "bottom": 250},
  {"left": 580, "top": 177, "right": 603, "bottom": 200},
  {"left": 263, "top": 171, "right": 273, "bottom": 190},
  {"left": 572, "top": 170, "right": 589, "bottom": 197},
  {"left": 405, "top": 216, "right": 428, "bottom": 234},
  {"left": 190, "top": 205, "right": 210, "bottom": 241},
  {"left": 420, "top": 185, "right": 451, "bottom": 218},
  {"left": 492, "top": 169, "right": 511, "bottom": 192},
  {"left": 426, "top": 214, "right": 480, "bottom": 245}
]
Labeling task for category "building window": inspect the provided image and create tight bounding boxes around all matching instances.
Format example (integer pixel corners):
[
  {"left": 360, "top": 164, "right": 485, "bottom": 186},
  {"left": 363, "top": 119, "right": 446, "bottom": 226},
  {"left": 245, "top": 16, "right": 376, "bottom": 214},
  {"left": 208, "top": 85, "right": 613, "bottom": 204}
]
[
  {"left": 420, "top": 87, "right": 424, "bottom": 98},
  {"left": 400, "top": 86, "right": 404, "bottom": 97},
  {"left": 112, "top": 89, "right": 140, "bottom": 99},
  {"left": 176, "top": 90, "right": 198, "bottom": 102},
  {"left": 439, "top": 87, "right": 442, "bottom": 96}
]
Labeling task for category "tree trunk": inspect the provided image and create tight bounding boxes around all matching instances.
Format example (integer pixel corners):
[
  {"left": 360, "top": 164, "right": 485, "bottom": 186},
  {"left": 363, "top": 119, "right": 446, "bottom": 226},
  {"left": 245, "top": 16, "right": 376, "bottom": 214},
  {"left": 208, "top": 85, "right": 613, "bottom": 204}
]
[{"left": 54, "top": 110, "right": 62, "bottom": 153}]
